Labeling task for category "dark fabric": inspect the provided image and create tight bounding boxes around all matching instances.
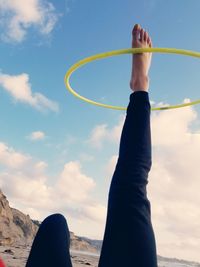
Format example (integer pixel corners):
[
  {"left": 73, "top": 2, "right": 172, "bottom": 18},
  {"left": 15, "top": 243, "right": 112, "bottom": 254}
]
[
  {"left": 25, "top": 213, "right": 73, "bottom": 267},
  {"left": 25, "top": 91, "right": 157, "bottom": 267},
  {"left": 98, "top": 91, "right": 158, "bottom": 267}
]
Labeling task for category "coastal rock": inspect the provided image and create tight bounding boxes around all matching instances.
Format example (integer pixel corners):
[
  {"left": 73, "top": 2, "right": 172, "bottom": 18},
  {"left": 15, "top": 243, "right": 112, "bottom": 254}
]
[
  {"left": 70, "top": 232, "right": 98, "bottom": 253},
  {"left": 12, "top": 208, "right": 38, "bottom": 244},
  {"left": 0, "top": 189, "right": 38, "bottom": 246},
  {"left": 0, "top": 188, "right": 100, "bottom": 253}
]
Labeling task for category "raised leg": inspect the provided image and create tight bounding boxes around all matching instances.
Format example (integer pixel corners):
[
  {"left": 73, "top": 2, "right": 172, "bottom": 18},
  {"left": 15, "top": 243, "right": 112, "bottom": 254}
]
[{"left": 98, "top": 24, "right": 157, "bottom": 267}]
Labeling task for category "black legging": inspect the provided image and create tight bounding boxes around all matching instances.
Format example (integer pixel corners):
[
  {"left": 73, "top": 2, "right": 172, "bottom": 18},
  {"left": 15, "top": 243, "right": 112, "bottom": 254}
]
[{"left": 25, "top": 91, "right": 158, "bottom": 267}]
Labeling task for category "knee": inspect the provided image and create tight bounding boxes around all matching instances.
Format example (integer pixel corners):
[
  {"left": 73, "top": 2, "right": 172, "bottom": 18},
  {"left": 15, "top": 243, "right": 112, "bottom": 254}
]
[
  {"left": 46, "top": 213, "right": 66, "bottom": 221},
  {"left": 42, "top": 213, "right": 68, "bottom": 229}
]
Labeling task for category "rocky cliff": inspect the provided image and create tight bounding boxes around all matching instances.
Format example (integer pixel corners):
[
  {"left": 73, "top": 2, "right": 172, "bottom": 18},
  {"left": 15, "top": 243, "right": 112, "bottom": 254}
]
[
  {"left": 70, "top": 232, "right": 99, "bottom": 253},
  {"left": 0, "top": 189, "right": 38, "bottom": 246},
  {"left": 0, "top": 189, "right": 99, "bottom": 253}
]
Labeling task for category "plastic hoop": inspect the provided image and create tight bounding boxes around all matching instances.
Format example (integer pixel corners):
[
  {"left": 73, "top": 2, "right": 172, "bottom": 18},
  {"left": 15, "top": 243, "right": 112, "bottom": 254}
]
[{"left": 64, "top": 48, "right": 200, "bottom": 110}]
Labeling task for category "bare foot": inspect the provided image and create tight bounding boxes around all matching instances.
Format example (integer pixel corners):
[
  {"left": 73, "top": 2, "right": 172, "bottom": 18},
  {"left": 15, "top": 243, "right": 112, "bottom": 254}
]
[{"left": 130, "top": 24, "right": 153, "bottom": 92}]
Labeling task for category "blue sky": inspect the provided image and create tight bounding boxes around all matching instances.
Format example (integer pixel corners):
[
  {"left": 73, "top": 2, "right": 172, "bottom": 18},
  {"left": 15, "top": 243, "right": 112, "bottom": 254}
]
[{"left": 1, "top": 0, "right": 200, "bottom": 262}]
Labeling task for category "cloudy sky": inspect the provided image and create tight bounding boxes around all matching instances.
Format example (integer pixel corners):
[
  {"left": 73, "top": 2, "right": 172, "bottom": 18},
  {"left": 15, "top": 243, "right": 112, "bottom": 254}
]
[{"left": 1, "top": 0, "right": 200, "bottom": 262}]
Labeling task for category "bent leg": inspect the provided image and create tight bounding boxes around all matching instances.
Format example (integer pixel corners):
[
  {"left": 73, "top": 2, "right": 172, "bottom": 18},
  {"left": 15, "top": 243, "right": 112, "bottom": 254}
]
[{"left": 25, "top": 213, "right": 73, "bottom": 267}]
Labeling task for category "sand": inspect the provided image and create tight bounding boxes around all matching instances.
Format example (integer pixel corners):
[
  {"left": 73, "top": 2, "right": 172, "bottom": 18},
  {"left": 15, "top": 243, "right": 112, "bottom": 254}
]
[{"left": 0, "top": 244, "right": 99, "bottom": 267}]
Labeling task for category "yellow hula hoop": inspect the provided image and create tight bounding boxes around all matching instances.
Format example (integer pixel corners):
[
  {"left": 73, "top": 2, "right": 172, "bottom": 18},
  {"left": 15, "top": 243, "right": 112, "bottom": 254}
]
[{"left": 64, "top": 48, "right": 200, "bottom": 111}]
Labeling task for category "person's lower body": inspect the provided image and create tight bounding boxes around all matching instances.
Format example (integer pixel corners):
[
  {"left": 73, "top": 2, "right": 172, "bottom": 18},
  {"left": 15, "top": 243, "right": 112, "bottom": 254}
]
[
  {"left": 25, "top": 213, "right": 73, "bottom": 267},
  {"left": 98, "top": 182, "right": 158, "bottom": 267},
  {"left": 25, "top": 189, "right": 157, "bottom": 267}
]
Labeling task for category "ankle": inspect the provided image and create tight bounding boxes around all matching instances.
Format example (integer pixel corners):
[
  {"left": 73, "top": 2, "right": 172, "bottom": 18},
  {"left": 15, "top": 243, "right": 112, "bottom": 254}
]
[{"left": 130, "top": 75, "right": 149, "bottom": 92}]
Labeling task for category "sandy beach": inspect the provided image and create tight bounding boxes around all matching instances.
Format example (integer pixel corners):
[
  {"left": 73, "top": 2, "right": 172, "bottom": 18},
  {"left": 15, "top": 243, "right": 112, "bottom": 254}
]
[{"left": 0, "top": 244, "right": 99, "bottom": 267}]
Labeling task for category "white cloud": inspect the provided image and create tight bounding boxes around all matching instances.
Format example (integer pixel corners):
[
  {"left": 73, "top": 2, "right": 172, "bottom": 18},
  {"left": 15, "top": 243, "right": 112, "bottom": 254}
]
[
  {"left": 0, "top": 0, "right": 59, "bottom": 42},
  {"left": 0, "top": 72, "right": 59, "bottom": 112},
  {"left": 148, "top": 104, "right": 200, "bottom": 261},
  {"left": 0, "top": 143, "right": 107, "bottom": 239},
  {"left": 88, "top": 116, "right": 125, "bottom": 149},
  {"left": 106, "top": 155, "right": 118, "bottom": 176},
  {"left": 29, "top": 131, "right": 46, "bottom": 141},
  {"left": 34, "top": 161, "right": 48, "bottom": 171},
  {"left": 82, "top": 203, "right": 106, "bottom": 223},
  {"left": 88, "top": 124, "right": 108, "bottom": 149},
  {"left": 0, "top": 142, "right": 30, "bottom": 169},
  {"left": 56, "top": 161, "right": 96, "bottom": 203},
  {"left": 1, "top": 172, "right": 52, "bottom": 208},
  {"left": 104, "top": 99, "right": 200, "bottom": 262}
]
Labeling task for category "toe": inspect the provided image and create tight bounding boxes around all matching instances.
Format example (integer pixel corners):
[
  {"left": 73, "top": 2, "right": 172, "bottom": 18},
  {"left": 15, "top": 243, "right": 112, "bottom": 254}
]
[
  {"left": 147, "top": 33, "right": 152, "bottom": 46},
  {"left": 132, "top": 24, "right": 141, "bottom": 41},
  {"left": 132, "top": 24, "right": 140, "bottom": 33},
  {"left": 148, "top": 37, "right": 152, "bottom": 47},
  {"left": 140, "top": 28, "right": 144, "bottom": 42},
  {"left": 144, "top": 30, "right": 148, "bottom": 42}
]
